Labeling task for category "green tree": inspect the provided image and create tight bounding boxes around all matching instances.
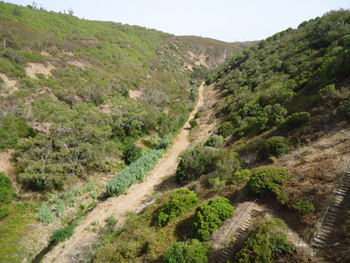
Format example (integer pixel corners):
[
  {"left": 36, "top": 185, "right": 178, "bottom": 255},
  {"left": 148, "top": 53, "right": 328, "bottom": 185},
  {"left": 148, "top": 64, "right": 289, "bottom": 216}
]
[
  {"left": 235, "top": 219, "right": 292, "bottom": 263},
  {"left": 192, "top": 197, "right": 234, "bottom": 241},
  {"left": 164, "top": 239, "right": 211, "bottom": 263},
  {"left": 244, "top": 166, "right": 291, "bottom": 203},
  {"left": 158, "top": 188, "right": 198, "bottom": 227}
]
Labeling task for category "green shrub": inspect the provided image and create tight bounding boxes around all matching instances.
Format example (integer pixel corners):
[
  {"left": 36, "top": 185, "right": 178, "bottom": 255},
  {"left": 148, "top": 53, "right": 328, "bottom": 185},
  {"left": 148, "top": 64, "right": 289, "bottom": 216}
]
[
  {"left": 50, "top": 224, "right": 76, "bottom": 245},
  {"left": 106, "top": 149, "right": 164, "bottom": 196},
  {"left": 38, "top": 204, "right": 54, "bottom": 224},
  {"left": 123, "top": 142, "right": 142, "bottom": 165},
  {"left": 107, "top": 214, "right": 118, "bottom": 226},
  {"left": 205, "top": 135, "right": 225, "bottom": 148},
  {"left": 175, "top": 147, "right": 222, "bottom": 184},
  {"left": 0, "top": 172, "right": 15, "bottom": 204},
  {"left": 293, "top": 200, "right": 315, "bottom": 220},
  {"left": 195, "top": 112, "right": 203, "bottom": 119},
  {"left": 235, "top": 219, "right": 292, "bottom": 262},
  {"left": 0, "top": 115, "right": 37, "bottom": 149},
  {"left": 157, "top": 133, "right": 172, "bottom": 149},
  {"left": 158, "top": 188, "right": 198, "bottom": 227},
  {"left": 164, "top": 239, "right": 211, "bottom": 263},
  {"left": 231, "top": 169, "right": 251, "bottom": 186},
  {"left": 55, "top": 198, "right": 65, "bottom": 218},
  {"left": 243, "top": 166, "right": 291, "bottom": 202},
  {"left": 319, "top": 84, "right": 339, "bottom": 99},
  {"left": 215, "top": 152, "right": 244, "bottom": 181},
  {"left": 279, "top": 112, "right": 310, "bottom": 131},
  {"left": 0, "top": 206, "right": 10, "bottom": 219},
  {"left": 189, "top": 120, "right": 199, "bottom": 128},
  {"left": 85, "top": 182, "right": 95, "bottom": 192},
  {"left": 218, "top": 122, "right": 234, "bottom": 138},
  {"left": 66, "top": 190, "right": 76, "bottom": 207},
  {"left": 192, "top": 197, "right": 234, "bottom": 241},
  {"left": 35, "top": 73, "right": 45, "bottom": 79},
  {"left": 257, "top": 136, "right": 291, "bottom": 161}
]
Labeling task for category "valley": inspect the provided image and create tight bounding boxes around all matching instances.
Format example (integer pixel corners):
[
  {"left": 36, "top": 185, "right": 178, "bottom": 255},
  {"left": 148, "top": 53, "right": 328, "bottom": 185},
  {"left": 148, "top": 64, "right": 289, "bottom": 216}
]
[{"left": 0, "top": 2, "right": 350, "bottom": 263}]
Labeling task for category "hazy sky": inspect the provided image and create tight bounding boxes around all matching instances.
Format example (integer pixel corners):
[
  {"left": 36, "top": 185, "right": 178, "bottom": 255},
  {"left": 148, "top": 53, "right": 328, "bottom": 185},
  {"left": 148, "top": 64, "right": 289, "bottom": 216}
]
[{"left": 4, "top": 0, "right": 350, "bottom": 41}]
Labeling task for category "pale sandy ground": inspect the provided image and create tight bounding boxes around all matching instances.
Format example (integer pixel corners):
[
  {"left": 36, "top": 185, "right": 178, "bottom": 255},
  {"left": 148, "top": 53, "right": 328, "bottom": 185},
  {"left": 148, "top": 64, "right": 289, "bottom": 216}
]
[{"left": 43, "top": 83, "right": 205, "bottom": 263}]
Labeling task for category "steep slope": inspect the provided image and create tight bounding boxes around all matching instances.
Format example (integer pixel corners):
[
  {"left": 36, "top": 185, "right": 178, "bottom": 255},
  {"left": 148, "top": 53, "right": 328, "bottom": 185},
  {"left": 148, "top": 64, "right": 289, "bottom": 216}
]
[
  {"left": 42, "top": 83, "right": 205, "bottom": 263},
  {"left": 0, "top": 3, "right": 247, "bottom": 263},
  {"left": 203, "top": 9, "right": 350, "bottom": 262}
]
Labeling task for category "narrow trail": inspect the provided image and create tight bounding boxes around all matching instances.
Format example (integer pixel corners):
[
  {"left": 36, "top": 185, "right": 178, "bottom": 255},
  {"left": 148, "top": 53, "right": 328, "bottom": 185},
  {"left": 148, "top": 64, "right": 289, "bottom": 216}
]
[{"left": 42, "top": 83, "right": 205, "bottom": 263}]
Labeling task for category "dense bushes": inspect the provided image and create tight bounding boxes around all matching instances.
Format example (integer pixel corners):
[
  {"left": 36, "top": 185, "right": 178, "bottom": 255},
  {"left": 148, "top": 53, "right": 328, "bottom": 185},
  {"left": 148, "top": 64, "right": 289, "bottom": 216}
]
[
  {"left": 157, "top": 133, "right": 173, "bottom": 149},
  {"left": 0, "top": 172, "right": 15, "bottom": 219},
  {"left": 0, "top": 172, "right": 14, "bottom": 204},
  {"left": 158, "top": 188, "right": 198, "bottom": 227},
  {"left": 50, "top": 224, "right": 76, "bottom": 245},
  {"left": 279, "top": 112, "right": 310, "bottom": 131},
  {"left": 106, "top": 149, "right": 164, "bottom": 196},
  {"left": 0, "top": 115, "right": 36, "bottom": 149},
  {"left": 164, "top": 239, "right": 211, "bottom": 263},
  {"left": 192, "top": 197, "right": 234, "bottom": 241},
  {"left": 189, "top": 120, "right": 199, "bottom": 128},
  {"left": 244, "top": 166, "right": 291, "bottom": 203},
  {"left": 205, "top": 135, "right": 225, "bottom": 148},
  {"left": 257, "top": 136, "right": 291, "bottom": 161},
  {"left": 122, "top": 142, "right": 142, "bottom": 165},
  {"left": 218, "top": 122, "right": 234, "bottom": 138},
  {"left": 38, "top": 204, "right": 54, "bottom": 224},
  {"left": 235, "top": 219, "right": 292, "bottom": 262},
  {"left": 175, "top": 147, "right": 223, "bottom": 184},
  {"left": 293, "top": 200, "right": 315, "bottom": 221}
]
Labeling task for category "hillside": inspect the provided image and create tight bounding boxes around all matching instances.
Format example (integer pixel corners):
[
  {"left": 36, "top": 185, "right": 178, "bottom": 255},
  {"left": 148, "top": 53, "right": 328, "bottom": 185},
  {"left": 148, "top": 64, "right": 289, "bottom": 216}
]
[
  {"left": 0, "top": 2, "right": 250, "bottom": 263},
  {"left": 1, "top": 2, "right": 350, "bottom": 263},
  {"left": 90, "top": 9, "right": 350, "bottom": 263}
]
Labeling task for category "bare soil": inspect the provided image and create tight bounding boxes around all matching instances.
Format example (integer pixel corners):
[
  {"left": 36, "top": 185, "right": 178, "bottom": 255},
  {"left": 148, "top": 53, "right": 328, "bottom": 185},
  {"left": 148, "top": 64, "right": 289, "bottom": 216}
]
[
  {"left": 42, "top": 83, "right": 205, "bottom": 263},
  {"left": 191, "top": 83, "right": 226, "bottom": 144},
  {"left": 25, "top": 62, "right": 54, "bottom": 78}
]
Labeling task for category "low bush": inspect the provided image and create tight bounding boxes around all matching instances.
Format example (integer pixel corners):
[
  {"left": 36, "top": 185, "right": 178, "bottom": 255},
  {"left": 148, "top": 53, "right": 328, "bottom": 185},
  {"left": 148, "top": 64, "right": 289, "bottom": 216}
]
[
  {"left": 192, "top": 197, "right": 234, "bottom": 241},
  {"left": 205, "top": 135, "right": 225, "bottom": 148},
  {"left": 0, "top": 172, "right": 15, "bottom": 204},
  {"left": 319, "top": 84, "right": 339, "bottom": 99},
  {"left": 218, "top": 121, "right": 234, "bottom": 138},
  {"left": 50, "top": 224, "right": 76, "bottom": 245},
  {"left": 164, "top": 239, "right": 211, "bottom": 263},
  {"left": 293, "top": 200, "right": 315, "bottom": 221},
  {"left": 235, "top": 219, "right": 292, "bottom": 262},
  {"left": 0, "top": 115, "right": 37, "bottom": 149},
  {"left": 38, "top": 204, "right": 54, "bottom": 224},
  {"left": 195, "top": 112, "right": 203, "bottom": 119},
  {"left": 279, "top": 112, "right": 310, "bottom": 131},
  {"left": 257, "top": 136, "right": 291, "bottom": 161},
  {"left": 157, "top": 133, "right": 172, "bottom": 149},
  {"left": 189, "top": 120, "right": 199, "bottom": 128},
  {"left": 123, "top": 142, "right": 142, "bottom": 165},
  {"left": 243, "top": 166, "right": 291, "bottom": 203},
  {"left": 175, "top": 147, "right": 222, "bottom": 184},
  {"left": 231, "top": 169, "right": 251, "bottom": 186},
  {"left": 215, "top": 152, "right": 244, "bottom": 181},
  {"left": 106, "top": 149, "right": 164, "bottom": 196},
  {"left": 158, "top": 188, "right": 198, "bottom": 227}
]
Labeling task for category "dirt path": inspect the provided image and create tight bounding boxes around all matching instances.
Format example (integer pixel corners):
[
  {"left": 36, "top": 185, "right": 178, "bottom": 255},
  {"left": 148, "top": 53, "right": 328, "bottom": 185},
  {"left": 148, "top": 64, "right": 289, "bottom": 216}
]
[{"left": 43, "top": 83, "right": 205, "bottom": 263}]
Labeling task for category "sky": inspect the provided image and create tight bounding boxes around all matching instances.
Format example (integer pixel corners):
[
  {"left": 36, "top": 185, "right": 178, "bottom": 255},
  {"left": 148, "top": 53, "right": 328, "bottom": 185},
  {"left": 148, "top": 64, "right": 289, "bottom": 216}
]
[{"left": 4, "top": 0, "right": 350, "bottom": 42}]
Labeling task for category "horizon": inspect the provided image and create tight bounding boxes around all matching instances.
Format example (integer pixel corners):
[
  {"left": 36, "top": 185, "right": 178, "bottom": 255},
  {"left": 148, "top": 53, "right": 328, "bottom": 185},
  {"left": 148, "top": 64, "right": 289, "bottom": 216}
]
[{"left": 3, "top": 0, "right": 350, "bottom": 42}]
